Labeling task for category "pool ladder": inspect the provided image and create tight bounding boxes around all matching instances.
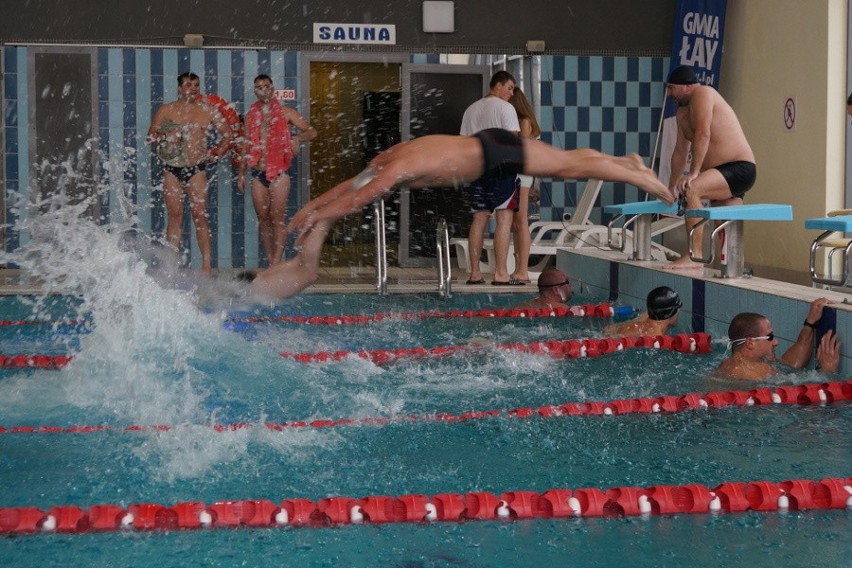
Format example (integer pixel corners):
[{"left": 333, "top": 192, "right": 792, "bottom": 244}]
[
  {"left": 436, "top": 219, "right": 453, "bottom": 298},
  {"left": 373, "top": 199, "right": 388, "bottom": 295},
  {"left": 372, "top": 202, "right": 452, "bottom": 297}
]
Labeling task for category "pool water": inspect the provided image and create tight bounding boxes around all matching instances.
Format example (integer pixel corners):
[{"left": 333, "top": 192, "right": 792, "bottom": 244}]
[{"left": 0, "top": 289, "right": 849, "bottom": 567}]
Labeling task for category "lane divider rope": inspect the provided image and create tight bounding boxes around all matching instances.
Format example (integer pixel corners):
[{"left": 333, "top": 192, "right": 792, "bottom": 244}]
[
  {"left": 1, "top": 477, "right": 849, "bottom": 535},
  {"left": 0, "top": 319, "right": 84, "bottom": 327},
  {"left": 0, "top": 331, "right": 707, "bottom": 370},
  {"left": 1, "top": 380, "right": 848, "bottom": 436},
  {"left": 0, "top": 303, "right": 632, "bottom": 329},
  {"left": 280, "top": 331, "right": 712, "bottom": 364},
  {"left": 225, "top": 303, "right": 635, "bottom": 328}
]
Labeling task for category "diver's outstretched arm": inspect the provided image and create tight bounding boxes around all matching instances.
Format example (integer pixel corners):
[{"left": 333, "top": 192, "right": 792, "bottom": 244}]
[{"left": 248, "top": 220, "right": 331, "bottom": 300}]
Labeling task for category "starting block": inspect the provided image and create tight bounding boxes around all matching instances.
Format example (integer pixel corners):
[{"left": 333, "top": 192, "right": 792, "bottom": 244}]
[
  {"left": 805, "top": 214, "right": 852, "bottom": 286},
  {"left": 686, "top": 204, "right": 793, "bottom": 278},
  {"left": 604, "top": 201, "right": 680, "bottom": 260}
]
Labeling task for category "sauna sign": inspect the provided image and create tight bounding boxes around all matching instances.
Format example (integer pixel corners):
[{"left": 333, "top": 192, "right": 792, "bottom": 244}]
[{"left": 313, "top": 23, "right": 396, "bottom": 45}]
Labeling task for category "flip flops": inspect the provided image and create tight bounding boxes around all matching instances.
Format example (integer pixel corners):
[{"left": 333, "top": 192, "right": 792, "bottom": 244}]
[
  {"left": 465, "top": 278, "right": 486, "bottom": 285},
  {"left": 491, "top": 278, "right": 527, "bottom": 286}
]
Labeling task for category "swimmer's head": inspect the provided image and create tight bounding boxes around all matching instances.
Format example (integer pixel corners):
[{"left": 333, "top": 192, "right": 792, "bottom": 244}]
[
  {"left": 666, "top": 66, "right": 699, "bottom": 86},
  {"left": 236, "top": 270, "right": 257, "bottom": 283},
  {"left": 537, "top": 268, "right": 572, "bottom": 301},
  {"left": 647, "top": 286, "right": 682, "bottom": 320}
]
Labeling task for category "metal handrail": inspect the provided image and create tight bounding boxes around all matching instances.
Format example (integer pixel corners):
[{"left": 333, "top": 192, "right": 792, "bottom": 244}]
[
  {"left": 810, "top": 230, "right": 852, "bottom": 286},
  {"left": 436, "top": 219, "right": 452, "bottom": 298},
  {"left": 373, "top": 199, "right": 388, "bottom": 295},
  {"left": 688, "top": 218, "right": 731, "bottom": 265}
]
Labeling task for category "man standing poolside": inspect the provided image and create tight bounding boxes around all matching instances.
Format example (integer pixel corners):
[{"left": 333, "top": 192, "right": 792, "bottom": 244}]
[
  {"left": 663, "top": 65, "right": 756, "bottom": 270},
  {"left": 148, "top": 72, "right": 232, "bottom": 276},
  {"left": 239, "top": 74, "right": 317, "bottom": 267},
  {"left": 460, "top": 71, "right": 521, "bottom": 286},
  {"left": 714, "top": 298, "right": 840, "bottom": 380}
]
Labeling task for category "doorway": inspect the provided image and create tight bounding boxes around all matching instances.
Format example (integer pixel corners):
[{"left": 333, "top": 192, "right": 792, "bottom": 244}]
[
  {"left": 307, "top": 57, "right": 404, "bottom": 268},
  {"left": 303, "top": 54, "right": 489, "bottom": 273}
]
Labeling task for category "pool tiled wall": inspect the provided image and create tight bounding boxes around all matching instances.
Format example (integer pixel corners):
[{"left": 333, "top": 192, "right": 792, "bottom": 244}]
[{"left": 562, "top": 249, "right": 851, "bottom": 373}]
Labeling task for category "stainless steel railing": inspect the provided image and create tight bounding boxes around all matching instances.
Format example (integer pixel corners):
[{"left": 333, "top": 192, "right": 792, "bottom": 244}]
[
  {"left": 436, "top": 219, "right": 452, "bottom": 298},
  {"left": 373, "top": 199, "right": 388, "bottom": 295}
]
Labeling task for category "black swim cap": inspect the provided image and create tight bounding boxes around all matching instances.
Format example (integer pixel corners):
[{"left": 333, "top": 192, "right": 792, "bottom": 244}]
[
  {"left": 666, "top": 65, "right": 699, "bottom": 85},
  {"left": 647, "top": 286, "right": 682, "bottom": 320}
]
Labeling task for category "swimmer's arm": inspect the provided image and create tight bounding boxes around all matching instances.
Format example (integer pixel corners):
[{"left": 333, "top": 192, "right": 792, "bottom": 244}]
[
  {"left": 284, "top": 107, "right": 317, "bottom": 147},
  {"left": 685, "top": 89, "right": 713, "bottom": 176},
  {"left": 780, "top": 298, "right": 830, "bottom": 368},
  {"left": 780, "top": 323, "right": 817, "bottom": 369},
  {"left": 669, "top": 123, "right": 691, "bottom": 189},
  {"left": 287, "top": 177, "right": 359, "bottom": 233},
  {"left": 207, "top": 109, "right": 233, "bottom": 161},
  {"left": 291, "top": 172, "right": 389, "bottom": 233},
  {"left": 146, "top": 107, "right": 168, "bottom": 146}
]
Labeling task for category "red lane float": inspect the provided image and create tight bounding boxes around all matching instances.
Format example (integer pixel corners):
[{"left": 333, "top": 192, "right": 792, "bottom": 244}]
[
  {"left": 6, "top": 477, "right": 847, "bottom": 536},
  {"left": 280, "top": 332, "right": 713, "bottom": 364},
  {"left": 1, "top": 380, "right": 849, "bottom": 436},
  {"left": 0, "top": 319, "right": 83, "bottom": 327},
  {"left": 0, "top": 354, "right": 72, "bottom": 369},
  {"left": 228, "top": 303, "right": 633, "bottom": 327}
]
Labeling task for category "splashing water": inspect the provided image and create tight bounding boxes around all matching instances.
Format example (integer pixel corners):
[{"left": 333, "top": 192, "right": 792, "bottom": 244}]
[{"left": 0, "top": 168, "right": 305, "bottom": 477}]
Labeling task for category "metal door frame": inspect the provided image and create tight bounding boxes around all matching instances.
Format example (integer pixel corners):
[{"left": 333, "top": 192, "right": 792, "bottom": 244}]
[
  {"left": 399, "top": 63, "right": 489, "bottom": 266},
  {"left": 27, "top": 46, "right": 100, "bottom": 221}
]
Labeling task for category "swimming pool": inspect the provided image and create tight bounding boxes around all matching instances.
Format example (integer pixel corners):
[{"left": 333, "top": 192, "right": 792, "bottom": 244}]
[{"left": 0, "top": 270, "right": 849, "bottom": 567}]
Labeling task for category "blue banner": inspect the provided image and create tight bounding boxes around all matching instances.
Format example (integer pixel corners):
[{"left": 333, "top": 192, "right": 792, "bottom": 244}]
[{"left": 658, "top": 0, "right": 728, "bottom": 185}]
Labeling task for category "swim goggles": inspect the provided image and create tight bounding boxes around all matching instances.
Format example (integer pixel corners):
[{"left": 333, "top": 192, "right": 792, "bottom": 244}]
[{"left": 728, "top": 331, "right": 774, "bottom": 347}]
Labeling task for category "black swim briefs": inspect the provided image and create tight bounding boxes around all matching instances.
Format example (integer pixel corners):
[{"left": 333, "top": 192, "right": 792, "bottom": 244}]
[
  {"left": 164, "top": 162, "right": 207, "bottom": 186},
  {"left": 714, "top": 160, "right": 756, "bottom": 199},
  {"left": 473, "top": 128, "right": 525, "bottom": 178}
]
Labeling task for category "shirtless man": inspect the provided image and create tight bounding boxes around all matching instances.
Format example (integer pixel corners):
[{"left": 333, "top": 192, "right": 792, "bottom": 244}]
[
  {"left": 603, "top": 286, "right": 681, "bottom": 337},
  {"left": 246, "top": 129, "right": 672, "bottom": 300},
  {"left": 239, "top": 74, "right": 317, "bottom": 266},
  {"left": 663, "top": 65, "right": 756, "bottom": 270},
  {"left": 147, "top": 72, "right": 231, "bottom": 276},
  {"left": 513, "top": 268, "right": 576, "bottom": 310},
  {"left": 714, "top": 298, "right": 840, "bottom": 380}
]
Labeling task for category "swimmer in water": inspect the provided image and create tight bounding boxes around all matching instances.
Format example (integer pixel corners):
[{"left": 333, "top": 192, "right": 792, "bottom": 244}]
[
  {"left": 602, "top": 286, "right": 682, "bottom": 337},
  {"left": 246, "top": 129, "right": 674, "bottom": 300}
]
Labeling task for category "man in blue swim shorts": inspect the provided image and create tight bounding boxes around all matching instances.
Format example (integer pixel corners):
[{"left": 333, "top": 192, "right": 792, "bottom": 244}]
[{"left": 663, "top": 65, "right": 757, "bottom": 270}]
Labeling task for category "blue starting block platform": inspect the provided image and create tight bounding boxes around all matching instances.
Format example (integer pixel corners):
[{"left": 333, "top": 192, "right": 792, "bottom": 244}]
[
  {"left": 602, "top": 201, "right": 681, "bottom": 261},
  {"left": 685, "top": 203, "right": 793, "bottom": 278},
  {"left": 805, "top": 214, "right": 852, "bottom": 287},
  {"left": 685, "top": 203, "right": 793, "bottom": 221}
]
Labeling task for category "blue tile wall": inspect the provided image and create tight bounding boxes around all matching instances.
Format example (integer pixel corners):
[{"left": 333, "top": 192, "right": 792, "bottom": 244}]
[
  {"left": 539, "top": 55, "right": 668, "bottom": 226},
  {"left": 4, "top": 45, "right": 306, "bottom": 269}
]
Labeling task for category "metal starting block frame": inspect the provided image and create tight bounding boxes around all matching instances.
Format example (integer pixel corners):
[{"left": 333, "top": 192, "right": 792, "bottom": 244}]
[
  {"left": 686, "top": 204, "right": 793, "bottom": 278},
  {"left": 805, "top": 214, "right": 852, "bottom": 286}
]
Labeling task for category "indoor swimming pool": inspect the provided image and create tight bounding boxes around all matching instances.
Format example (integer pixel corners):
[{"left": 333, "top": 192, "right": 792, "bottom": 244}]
[{"left": 0, "top": 280, "right": 849, "bottom": 566}]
